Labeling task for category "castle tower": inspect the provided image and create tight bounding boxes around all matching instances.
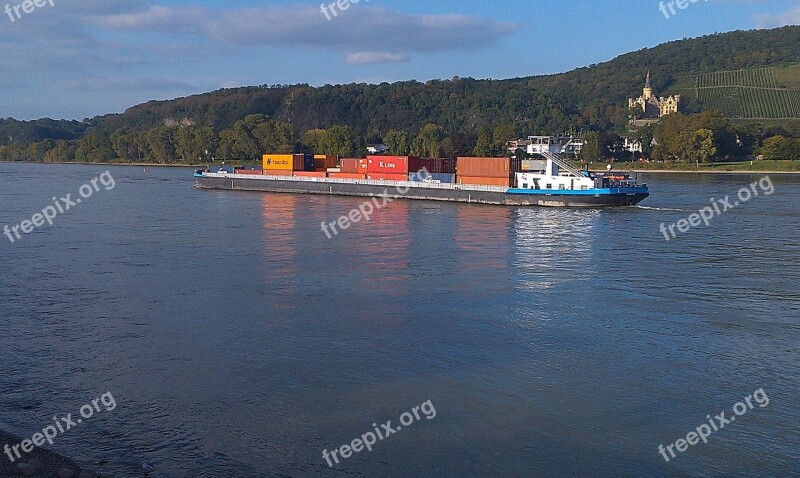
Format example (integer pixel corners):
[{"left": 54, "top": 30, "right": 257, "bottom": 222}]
[{"left": 643, "top": 71, "right": 653, "bottom": 100}]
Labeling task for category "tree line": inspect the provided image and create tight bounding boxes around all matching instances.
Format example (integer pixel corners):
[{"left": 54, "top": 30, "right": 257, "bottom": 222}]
[
  {"left": 0, "top": 115, "right": 526, "bottom": 164},
  {"left": 578, "top": 113, "right": 800, "bottom": 164}
]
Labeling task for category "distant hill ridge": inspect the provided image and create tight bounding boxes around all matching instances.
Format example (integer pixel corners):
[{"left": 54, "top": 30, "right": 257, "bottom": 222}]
[{"left": 2, "top": 25, "right": 799, "bottom": 145}]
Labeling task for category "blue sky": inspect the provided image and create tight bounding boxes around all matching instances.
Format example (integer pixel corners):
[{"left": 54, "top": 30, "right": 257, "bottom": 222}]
[{"left": 0, "top": 0, "right": 798, "bottom": 120}]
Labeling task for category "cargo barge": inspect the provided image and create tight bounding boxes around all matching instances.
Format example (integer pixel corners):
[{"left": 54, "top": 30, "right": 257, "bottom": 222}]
[{"left": 194, "top": 152, "right": 649, "bottom": 207}]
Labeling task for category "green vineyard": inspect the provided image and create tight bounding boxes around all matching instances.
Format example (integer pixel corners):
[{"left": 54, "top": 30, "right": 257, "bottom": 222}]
[{"left": 677, "top": 66, "right": 800, "bottom": 124}]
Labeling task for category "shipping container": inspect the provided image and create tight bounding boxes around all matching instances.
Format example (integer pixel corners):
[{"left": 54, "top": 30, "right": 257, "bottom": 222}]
[
  {"left": 414, "top": 158, "right": 456, "bottom": 174},
  {"left": 457, "top": 176, "right": 511, "bottom": 187},
  {"left": 408, "top": 172, "right": 456, "bottom": 183},
  {"left": 262, "top": 170, "right": 294, "bottom": 177},
  {"left": 263, "top": 154, "right": 311, "bottom": 171},
  {"left": 235, "top": 169, "right": 264, "bottom": 175},
  {"left": 367, "top": 173, "right": 409, "bottom": 181},
  {"left": 293, "top": 171, "right": 328, "bottom": 178},
  {"left": 313, "top": 154, "right": 338, "bottom": 170},
  {"left": 367, "top": 155, "right": 420, "bottom": 174},
  {"left": 326, "top": 168, "right": 342, "bottom": 173},
  {"left": 328, "top": 173, "right": 366, "bottom": 180},
  {"left": 456, "top": 157, "right": 520, "bottom": 178},
  {"left": 340, "top": 158, "right": 368, "bottom": 174}
]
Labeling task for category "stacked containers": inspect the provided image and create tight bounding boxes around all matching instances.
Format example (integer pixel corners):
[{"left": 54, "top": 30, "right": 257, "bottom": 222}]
[
  {"left": 262, "top": 154, "right": 314, "bottom": 173},
  {"left": 340, "top": 158, "right": 368, "bottom": 174},
  {"left": 313, "top": 155, "right": 338, "bottom": 171},
  {"left": 366, "top": 156, "right": 419, "bottom": 181},
  {"left": 293, "top": 171, "right": 328, "bottom": 178},
  {"left": 329, "top": 173, "right": 366, "bottom": 180},
  {"left": 456, "top": 157, "right": 521, "bottom": 187},
  {"left": 408, "top": 157, "right": 456, "bottom": 183}
]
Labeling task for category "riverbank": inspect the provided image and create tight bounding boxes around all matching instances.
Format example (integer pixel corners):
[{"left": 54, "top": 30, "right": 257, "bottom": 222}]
[
  {"left": 0, "top": 161, "right": 199, "bottom": 168},
  {"left": 0, "top": 430, "right": 84, "bottom": 478},
  {"left": 3, "top": 160, "right": 800, "bottom": 175},
  {"left": 586, "top": 160, "right": 800, "bottom": 174}
]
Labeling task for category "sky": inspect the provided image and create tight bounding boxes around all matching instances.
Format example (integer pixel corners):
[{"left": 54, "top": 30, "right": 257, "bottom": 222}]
[{"left": 0, "top": 0, "right": 798, "bottom": 120}]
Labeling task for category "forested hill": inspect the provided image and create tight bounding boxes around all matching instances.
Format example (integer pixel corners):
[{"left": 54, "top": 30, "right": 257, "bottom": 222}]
[{"left": 2, "top": 26, "right": 799, "bottom": 151}]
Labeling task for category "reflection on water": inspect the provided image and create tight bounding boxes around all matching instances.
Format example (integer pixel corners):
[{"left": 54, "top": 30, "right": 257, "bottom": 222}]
[
  {"left": 512, "top": 208, "right": 599, "bottom": 292},
  {"left": 0, "top": 165, "right": 798, "bottom": 477}
]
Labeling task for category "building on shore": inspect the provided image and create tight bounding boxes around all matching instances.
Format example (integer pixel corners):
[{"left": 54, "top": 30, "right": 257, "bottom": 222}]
[
  {"left": 628, "top": 72, "right": 680, "bottom": 126},
  {"left": 507, "top": 134, "right": 584, "bottom": 157}
]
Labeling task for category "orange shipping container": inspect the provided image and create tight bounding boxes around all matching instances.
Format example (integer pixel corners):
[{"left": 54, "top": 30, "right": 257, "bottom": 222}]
[
  {"left": 262, "top": 170, "right": 294, "bottom": 177},
  {"left": 235, "top": 169, "right": 263, "bottom": 175},
  {"left": 329, "top": 173, "right": 366, "bottom": 180},
  {"left": 340, "top": 158, "right": 368, "bottom": 174},
  {"left": 457, "top": 157, "right": 519, "bottom": 178},
  {"left": 367, "top": 173, "right": 409, "bottom": 181},
  {"left": 263, "top": 154, "right": 309, "bottom": 171},
  {"left": 293, "top": 171, "right": 327, "bottom": 178},
  {"left": 458, "top": 176, "right": 511, "bottom": 187}
]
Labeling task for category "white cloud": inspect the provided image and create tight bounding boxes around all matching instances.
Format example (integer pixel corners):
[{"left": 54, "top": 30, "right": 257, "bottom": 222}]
[
  {"left": 346, "top": 51, "right": 409, "bottom": 65},
  {"left": 89, "top": 4, "right": 518, "bottom": 56},
  {"left": 755, "top": 7, "right": 800, "bottom": 28}
]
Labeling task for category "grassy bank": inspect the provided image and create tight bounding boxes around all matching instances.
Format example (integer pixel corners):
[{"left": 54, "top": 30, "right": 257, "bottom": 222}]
[{"left": 584, "top": 160, "right": 800, "bottom": 174}]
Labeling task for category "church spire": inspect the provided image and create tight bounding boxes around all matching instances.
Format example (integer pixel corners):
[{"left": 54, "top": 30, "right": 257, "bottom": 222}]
[{"left": 645, "top": 71, "right": 651, "bottom": 89}]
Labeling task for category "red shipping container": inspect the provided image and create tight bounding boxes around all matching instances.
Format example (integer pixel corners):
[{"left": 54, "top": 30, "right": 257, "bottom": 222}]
[
  {"left": 235, "top": 169, "right": 263, "bottom": 175},
  {"left": 329, "top": 173, "right": 366, "bottom": 180},
  {"left": 293, "top": 171, "right": 327, "bottom": 178},
  {"left": 367, "top": 173, "right": 409, "bottom": 181},
  {"left": 412, "top": 158, "right": 456, "bottom": 174},
  {"left": 458, "top": 176, "right": 511, "bottom": 187},
  {"left": 367, "top": 156, "right": 420, "bottom": 174}
]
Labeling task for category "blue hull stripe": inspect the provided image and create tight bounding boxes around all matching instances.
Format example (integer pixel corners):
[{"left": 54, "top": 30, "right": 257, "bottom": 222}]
[{"left": 506, "top": 187, "right": 650, "bottom": 196}]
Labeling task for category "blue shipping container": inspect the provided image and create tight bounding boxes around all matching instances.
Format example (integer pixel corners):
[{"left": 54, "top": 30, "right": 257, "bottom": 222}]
[{"left": 408, "top": 172, "right": 456, "bottom": 184}]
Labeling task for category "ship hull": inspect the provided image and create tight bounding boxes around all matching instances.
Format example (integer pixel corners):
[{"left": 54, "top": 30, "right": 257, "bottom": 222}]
[{"left": 194, "top": 175, "right": 649, "bottom": 207}]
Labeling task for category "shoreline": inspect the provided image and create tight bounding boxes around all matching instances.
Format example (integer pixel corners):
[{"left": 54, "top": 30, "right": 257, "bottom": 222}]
[
  {"left": 0, "top": 430, "right": 83, "bottom": 477},
  {"left": 617, "top": 169, "right": 800, "bottom": 175},
  {"left": 2, "top": 160, "right": 799, "bottom": 175},
  {"left": 0, "top": 161, "right": 200, "bottom": 168}
]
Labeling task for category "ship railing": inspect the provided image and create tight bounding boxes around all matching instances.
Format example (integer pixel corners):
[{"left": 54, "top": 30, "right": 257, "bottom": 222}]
[
  {"left": 215, "top": 172, "right": 508, "bottom": 193},
  {"left": 541, "top": 152, "right": 587, "bottom": 178}
]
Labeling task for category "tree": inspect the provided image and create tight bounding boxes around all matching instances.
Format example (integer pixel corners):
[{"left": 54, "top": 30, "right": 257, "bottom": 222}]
[
  {"left": 384, "top": 129, "right": 409, "bottom": 155},
  {"left": 321, "top": 125, "right": 354, "bottom": 157},
  {"left": 145, "top": 127, "right": 177, "bottom": 163},
  {"left": 175, "top": 126, "right": 217, "bottom": 163},
  {"left": 302, "top": 129, "right": 327, "bottom": 153},
  {"left": 75, "top": 133, "right": 114, "bottom": 163},
  {"left": 411, "top": 124, "right": 443, "bottom": 157},
  {"left": 492, "top": 124, "right": 516, "bottom": 154},
  {"left": 578, "top": 131, "right": 603, "bottom": 162},
  {"left": 760, "top": 135, "right": 793, "bottom": 160},
  {"left": 473, "top": 130, "right": 491, "bottom": 157}
]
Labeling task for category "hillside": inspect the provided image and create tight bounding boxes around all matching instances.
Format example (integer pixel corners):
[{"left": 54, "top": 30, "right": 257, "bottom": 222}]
[
  {"left": 1, "top": 26, "right": 799, "bottom": 163},
  {"left": 82, "top": 26, "right": 799, "bottom": 138},
  {"left": 674, "top": 65, "right": 800, "bottom": 126}
]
